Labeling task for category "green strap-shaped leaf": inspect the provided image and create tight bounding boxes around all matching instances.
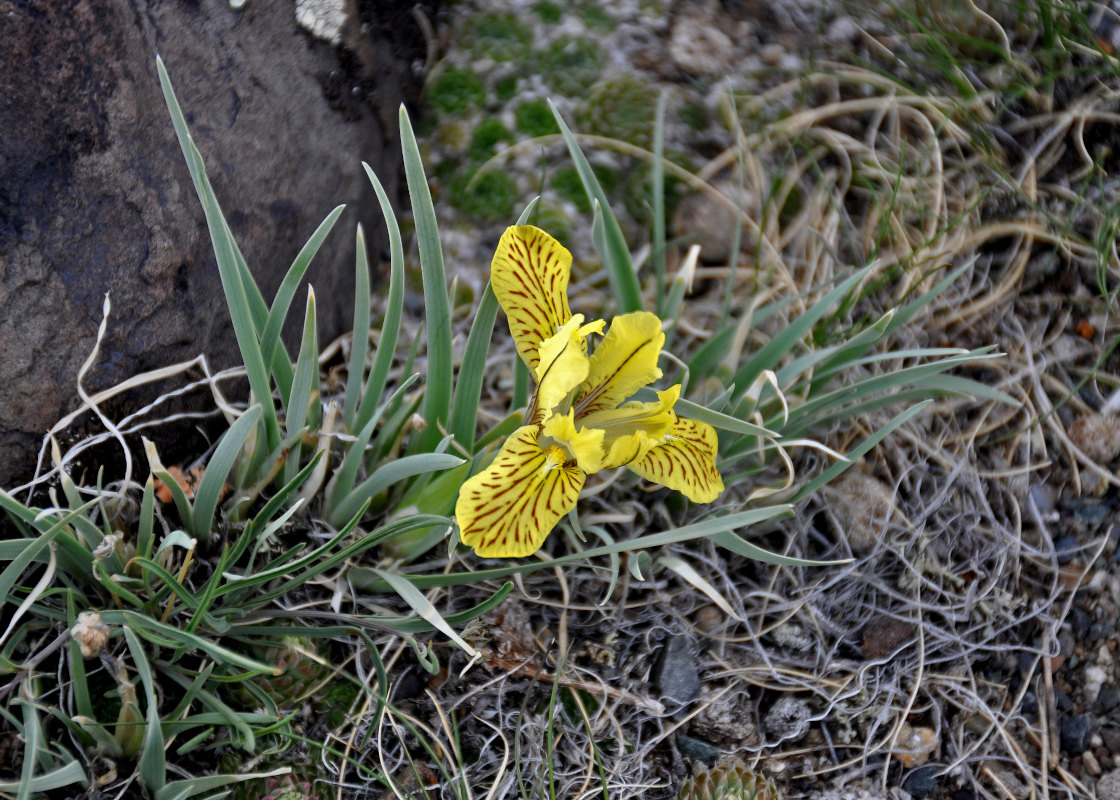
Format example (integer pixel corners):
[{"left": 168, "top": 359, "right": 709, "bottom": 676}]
[
  {"left": 550, "top": 100, "right": 643, "bottom": 313},
  {"left": 344, "top": 224, "right": 372, "bottom": 425},
  {"left": 400, "top": 106, "right": 453, "bottom": 450},
  {"left": 123, "top": 626, "right": 166, "bottom": 791},
  {"left": 191, "top": 405, "right": 263, "bottom": 540},
  {"left": 355, "top": 163, "right": 407, "bottom": 434},
  {"left": 449, "top": 282, "right": 499, "bottom": 452}
]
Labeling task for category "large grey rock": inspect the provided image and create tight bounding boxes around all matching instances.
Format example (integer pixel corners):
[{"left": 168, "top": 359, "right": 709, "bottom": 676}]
[{"left": 0, "top": 0, "right": 433, "bottom": 488}]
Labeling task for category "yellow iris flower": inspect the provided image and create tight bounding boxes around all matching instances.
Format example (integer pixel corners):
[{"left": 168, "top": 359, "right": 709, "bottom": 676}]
[{"left": 455, "top": 225, "right": 724, "bottom": 558}]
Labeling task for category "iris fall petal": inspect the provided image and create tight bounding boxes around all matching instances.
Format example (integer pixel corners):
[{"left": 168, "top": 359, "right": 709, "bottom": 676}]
[{"left": 455, "top": 425, "right": 586, "bottom": 558}]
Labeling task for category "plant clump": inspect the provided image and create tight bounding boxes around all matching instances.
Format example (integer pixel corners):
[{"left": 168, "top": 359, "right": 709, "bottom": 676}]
[
  {"left": 578, "top": 4, "right": 616, "bottom": 30},
  {"left": 539, "top": 36, "right": 604, "bottom": 95},
  {"left": 427, "top": 66, "right": 486, "bottom": 115},
  {"left": 464, "top": 11, "right": 532, "bottom": 63},
  {"left": 515, "top": 98, "right": 560, "bottom": 137},
  {"left": 469, "top": 117, "right": 514, "bottom": 162},
  {"left": 533, "top": 1, "right": 563, "bottom": 24},
  {"left": 449, "top": 168, "right": 518, "bottom": 222},
  {"left": 677, "top": 760, "right": 782, "bottom": 800},
  {"left": 550, "top": 164, "right": 619, "bottom": 213},
  {"left": 578, "top": 74, "right": 659, "bottom": 147}
]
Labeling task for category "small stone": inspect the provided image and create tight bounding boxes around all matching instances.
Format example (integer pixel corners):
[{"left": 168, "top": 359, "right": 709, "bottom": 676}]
[
  {"left": 901, "top": 765, "right": 940, "bottom": 798},
  {"left": 763, "top": 696, "right": 811, "bottom": 743},
  {"left": 1099, "top": 686, "right": 1120, "bottom": 713},
  {"left": 1057, "top": 536, "right": 1082, "bottom": 565},
  {"left": 1098, "top": 767, "right": 1120, "bottom": 800},
  {"left": 1061, "top": 712, "right": 1098, "bottom": 754},
  {"left": 1029, "top": 483, "right": 1056, "bottom": 514},
  {"left": 693, "top": 604, "right": 723, "bottom": 634},
  {"left": 1055, "top": 687, "right": 1073, "bottom": 713},
  {"left": 1074, "top": 501, "right": 1111, "bottom": 525},
  {"left": 1070, "top": 606, "right": 1092, "bottom": 639},
  {"left": 1068, "top": 413, "right": 1120, "bottom": 463},
  {"left": 1090, "top": 623, "right": 1111, "bottom": 646},
  {"left": 295, "top": 0, "right": 348, "bottom": 45},
  {"left": 758, "top": 43, "right": 785, "bottom": 66},
  {"left": 669, "top": 7, "right": 735, "bottom": 77},
  {"left": 891, "top": 723, "right": 938, "bottom": 768},
  {"left": 826, "top": 15, "right": 859, "bottom": 44},
  {"left": 821, "top": 472, "right": 899, "bottom": 554},
  {"left": 676, "top": 733, "right": 720, "bottom": 767},
  {"left": 1102, "top": 727, "right": 1120, "bottom": 755},
  {"left": 654, "top": 634, "right": 699, "bottom": 707},
  {"left": 670, "top": 180, "right": 753, "bottom": 265},
  {"left": 860, "top": 615, "right": 915, "bottom": 660},
  {"left": 1085, "top": 665, "right": 1109, "bottom": 704},
  {"left": 692, "top": 684, "right": 760, "bottom": 747}
]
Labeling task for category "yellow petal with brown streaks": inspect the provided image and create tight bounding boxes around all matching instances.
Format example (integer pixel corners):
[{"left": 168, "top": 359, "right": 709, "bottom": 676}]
[
  {"left": 575, "top": 311, "right": 665, "bottom": 416},
  {"left": 628, "top": 413, "right": 723, "bottom": 503},
  {"left": 534, "top": 315, "right": 603, "bottom": 423},
  {"left": 491, "top": 225, "right": 574, "bottom": 372},
  {"left": 455, "top": 425, "right": 585, "bottom": 558}
]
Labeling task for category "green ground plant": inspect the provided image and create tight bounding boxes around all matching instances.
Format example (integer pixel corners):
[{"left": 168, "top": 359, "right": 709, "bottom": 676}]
[{"left": 0, "top": 48, "right": 1012, "bottom": 799}]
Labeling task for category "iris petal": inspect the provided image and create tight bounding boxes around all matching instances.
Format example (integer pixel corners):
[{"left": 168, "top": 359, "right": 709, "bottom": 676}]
[
  {"left": 491, "top": 226, "right": 574, "bottom": 373},
  {"left": 534, "top": 315, "right": 603, "bottom": 423},
  {"left": 576, "top": 311, "right": 665, "bottom": 416},
  {"left": 455, "top": 425, "right": 586, "bottom": 558},
  {"left": 542, "top": 410, "right": 605, "bottom": 474},
  {"left": 628, "top": 412, "right": 724, "bottom": 503}
]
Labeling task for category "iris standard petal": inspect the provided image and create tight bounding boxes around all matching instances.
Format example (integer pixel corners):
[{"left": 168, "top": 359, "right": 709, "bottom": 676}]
[
  {"left": 491, "top": 225, "right": 574, "bottom": 373},
  {"left": 581, "top": 386, "right": 679, "bottom": 470},
  {"left": 534, "top": 315, "right": 604, "bottom": 423},
  {"left": 576, "top": 310, "right": 665, "bottom": 416},
  {"left": 455, "top": 425, "right": 586, "bottom": 558},
  {"left": 628, "top": 412, "right": 724, "bottom": 503},
  {"left": 542, "top": 410, "right": 605, "bottom": 474}
]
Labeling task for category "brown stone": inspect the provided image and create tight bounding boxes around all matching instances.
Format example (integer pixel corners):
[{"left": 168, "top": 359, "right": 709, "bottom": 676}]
[
  {"left": 0, "top": 0, "right": 434, "bottom": 489},
  {"left": 861, "top": 615, "right": 916, "bottom": 660}
]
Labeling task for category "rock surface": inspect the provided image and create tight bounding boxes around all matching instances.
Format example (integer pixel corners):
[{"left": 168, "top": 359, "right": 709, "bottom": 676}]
[{"left": 0, "top": 0, "right": 432, "bottom": 488}]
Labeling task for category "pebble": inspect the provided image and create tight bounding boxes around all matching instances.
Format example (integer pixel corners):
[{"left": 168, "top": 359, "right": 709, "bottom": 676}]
[
  {"left": 1099, "top": 686, "right": 1120, "bottom": 713},
  {"left": 1060, "top": 712, "right": 1098, "bottom": 754},
  {"left": 1056, "top": 535, "right": 1081, "bottom": 565},
  {"left": 654, "top": 634, "right": 699, "bottom": 707},
  {"left": 861, "top": 615, "right": 915, "bottom": 660},
  {"left": 1074, "top": 501, "right": 1111, "bottom": 525},
  {"left": 676, "top": 733, "right": 720, "bottom": 767},
  {"left": 823, "top": 472, "right": 899, "bottom": 555},
  {"left": 763, "top": 695, "right": 811, "bottom": 743},
  {"left": 892, "top": 723, "right": 938, "bottom": 768},
  {"left": 826, "top": 15, "right": 860, "bottom": 44},
  {"left": 1086, "top": 665, "right": 1109, "bottom": 704},
  {"left": 1099, "top": 767, "right": 1120, "bottom": 800},
  {"left": 670, "top": 180, "right": 753, "bottom": 265},
  {"left": 1068, "top": 413, "right": 1120, "bottom": 463},
  {"left": 668, "top": 8, "right": 735, "bottom": 77},
  {"left": 901, "top": 765, "right": 940, "bottom": 798},
  {"left": 1102, "top": 727, "right": 1120, "bottom": 754},
  {"left": 759, "top": 43, "right": 785, "bottom": 66},
  {"left": 692, "top": 685, "right": 760, "bottom": 747},
  {"left": 1070, "top": 605, "right": 1092, "bottom": 639},
  {"left": 692, "top": 604, "right": 723, "bottom": 634}
]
